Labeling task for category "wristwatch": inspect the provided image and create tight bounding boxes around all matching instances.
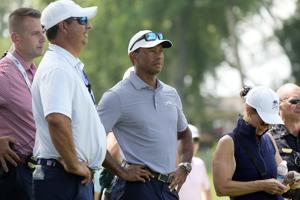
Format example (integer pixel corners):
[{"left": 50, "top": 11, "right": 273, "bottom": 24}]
[{"left": 178, "top": 162, "right": 192, "bottom": 174}]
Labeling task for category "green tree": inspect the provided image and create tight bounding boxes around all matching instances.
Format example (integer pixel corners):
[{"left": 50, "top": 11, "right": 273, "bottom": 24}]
[
  {"left": 32, "top": 0, "right": 271, "bottom": 131},
  {"left": 276, "top": 3, "right": 300, "bottom": 85}
]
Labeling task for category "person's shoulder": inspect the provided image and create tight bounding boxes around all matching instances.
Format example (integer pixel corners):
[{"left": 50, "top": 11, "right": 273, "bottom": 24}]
[
  {"left": 109, "top": 79, "right": 133, "bottom": 94},
  {"left": 217, "top": 135, "right": 234, "bottom": 149},
  {"left": 109, "top": 79, "right": 126, "bottom": 92},
  {"left": 39, "top": 50, "right": 69, "bottom": 69},
  {"left": 0, "top": 57, "right": 16, "bottom": 81},
  {"left": 160, "top": 80, "right": 176, "bottom": 91}
]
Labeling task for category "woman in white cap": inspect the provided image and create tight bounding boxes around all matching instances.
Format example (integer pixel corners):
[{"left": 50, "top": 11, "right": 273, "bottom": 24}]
[{"left": 212, "top": 86, "right": 288, "bottom": 200}]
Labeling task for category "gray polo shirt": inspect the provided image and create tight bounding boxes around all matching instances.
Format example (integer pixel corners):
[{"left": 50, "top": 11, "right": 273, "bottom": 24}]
[{"left": 97, "top": 71, "right": 188, "bottom": 174}]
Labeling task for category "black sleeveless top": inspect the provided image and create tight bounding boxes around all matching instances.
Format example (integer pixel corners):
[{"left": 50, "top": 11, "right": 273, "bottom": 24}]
[{"left": 228, "top": 118, "right": 282, "bottom": 200}]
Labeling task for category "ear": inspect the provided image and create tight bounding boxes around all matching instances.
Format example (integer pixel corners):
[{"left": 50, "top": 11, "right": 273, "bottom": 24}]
[
  {"left": 10, "top": 32, "right": 20, "bottom": 44},
  {"left": 58, "top": 22, "right": 69, "bottom": 34},
  {"left": 129, "top": 52, "right": 136, "bottom": 65}
]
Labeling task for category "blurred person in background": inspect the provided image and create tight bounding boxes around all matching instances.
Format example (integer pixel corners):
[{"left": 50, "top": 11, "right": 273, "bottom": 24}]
[
  {"left": 0, "top": 7, "right": 45, "bottom": 200},
  {"left": 213, "top": 86, "right": 288, "bottom": 200},
  {"left": 179, "top": 124, "right": 212, "bottom": 200},
  {"left": 269, "top": 83, "right": 300, "bottom": 199}
]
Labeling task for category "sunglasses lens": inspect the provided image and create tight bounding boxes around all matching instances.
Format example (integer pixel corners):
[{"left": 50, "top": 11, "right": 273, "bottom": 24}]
[
  {"left": 78, "top": 17, "right": 88, "bottom": 25},
  {"left": 289, "top": 99, "right": 300, "bottom": 105},
  {"left": 157, "top": 32, "right": 163, "bottom": 40},
  {"left": 145, "top": 32, "right": 157, "bottom": 41}
]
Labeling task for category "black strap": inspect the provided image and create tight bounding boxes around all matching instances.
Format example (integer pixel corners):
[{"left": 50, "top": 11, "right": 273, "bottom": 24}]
[
  {"left": 235, "top": 133, "right": 268, "bottom": 179},
  {"left": 82, "top": 70, "right": 96, "bottom": 104}
]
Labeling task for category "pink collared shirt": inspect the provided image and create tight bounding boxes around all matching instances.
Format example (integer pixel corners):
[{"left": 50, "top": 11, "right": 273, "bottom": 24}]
[{"left": 0, "top": 52, "right": 36, "bottom": 157}]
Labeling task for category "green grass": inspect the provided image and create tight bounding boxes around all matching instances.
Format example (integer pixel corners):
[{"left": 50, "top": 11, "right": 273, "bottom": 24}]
[{"left": 198, "top": 145, "right": 229, "bottom": 200}]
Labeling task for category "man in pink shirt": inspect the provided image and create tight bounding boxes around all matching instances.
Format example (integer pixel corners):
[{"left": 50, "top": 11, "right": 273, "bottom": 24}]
[{"left": 0, "top": 7, "right": 45, "bottom": 200}]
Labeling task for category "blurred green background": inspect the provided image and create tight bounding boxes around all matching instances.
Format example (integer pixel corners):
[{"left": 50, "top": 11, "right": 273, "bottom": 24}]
[{"left": 2, "top": 0, "right": 300, "bottom": 199}]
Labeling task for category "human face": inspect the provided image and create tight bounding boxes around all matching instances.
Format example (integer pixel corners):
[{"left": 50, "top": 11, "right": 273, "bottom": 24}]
[
  {"left": 244, "top": 107, "right": 271, "bottom": 136},
  {"left": 134, "top": 44, "right": 164, "bottom": 76},
  {"left": 280, "top": 91, "right": 300, "bottom": 121},
  {"left": 15, "top": 16, "right": 45, "bottom": 60},
  {"left": 64, "top": 16, "right": 92, "bottom": 53}
]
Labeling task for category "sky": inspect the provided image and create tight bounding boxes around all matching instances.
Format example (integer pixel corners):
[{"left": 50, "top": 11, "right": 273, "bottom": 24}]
[{"left": 201, "top": 0, "right": 297, "bottom": 97}]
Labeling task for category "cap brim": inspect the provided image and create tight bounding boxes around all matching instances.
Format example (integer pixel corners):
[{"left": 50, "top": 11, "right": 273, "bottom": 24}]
[
  {"left": 73, "top": 6, "right": 97, "bottom": 19},
  {"left": 140, "top": 40, "right": 172, "bottom": 49},
  {"left": 257, "top": 111, "right": 284, "bottom": 125}
]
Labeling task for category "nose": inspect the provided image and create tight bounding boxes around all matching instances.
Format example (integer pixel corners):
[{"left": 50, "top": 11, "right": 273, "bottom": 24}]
[
  {"left": 86, "top": 22, "right": 92, "bottom": 30},
  {"left": 40, "top": 33, "right": 46, "bottom": 43}
]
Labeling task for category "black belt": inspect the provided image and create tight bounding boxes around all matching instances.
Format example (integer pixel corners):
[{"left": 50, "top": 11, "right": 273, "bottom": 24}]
[
  {"left": 146, "top": 167, "right": 173, "bottom": 184},
  {"left": 122, "top": 161, "right": 173, "bottom": 184},
  {"left": 37, "top": 158, "right": 63, "bottom": 168},
  {"left": 37, "top": 158, "right": 96, "bottom": 177}
]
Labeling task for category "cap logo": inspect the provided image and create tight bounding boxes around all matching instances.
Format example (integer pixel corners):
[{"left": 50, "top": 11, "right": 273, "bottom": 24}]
[{"left": 272, "top": 100, "right": 279, "bottom": 110}]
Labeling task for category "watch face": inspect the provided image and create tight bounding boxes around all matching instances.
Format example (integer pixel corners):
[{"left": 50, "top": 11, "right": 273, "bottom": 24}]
[
  {"left": 180, "top": 162, "right": 192, "bottom": 173},
  {"left": 185, "top": 163, "right": 192, "bottom": 172}
]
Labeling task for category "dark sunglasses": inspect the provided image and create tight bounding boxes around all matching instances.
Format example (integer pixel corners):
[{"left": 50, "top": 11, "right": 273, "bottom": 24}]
[
  {"left": 289, "top": 99, "right": 300, "bottom": 105},
  {"left": 129, "top": 32, "right": 164, "bottom": 51},
  {"left": 67, "top": 16, "right": 88, "bottom": 25}
]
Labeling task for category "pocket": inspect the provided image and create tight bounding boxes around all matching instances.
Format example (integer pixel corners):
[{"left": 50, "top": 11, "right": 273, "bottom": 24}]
[{"left": 32, "top": 165, "right": 45, "bottom": 180}]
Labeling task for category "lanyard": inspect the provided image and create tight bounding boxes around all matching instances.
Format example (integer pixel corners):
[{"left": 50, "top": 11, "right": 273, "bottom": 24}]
[
  {"left": 82, "top": 70, "right": 96, "bottom": 104},
  {"left": 6, "top": 52, "right": 32, "bottom": 92}
]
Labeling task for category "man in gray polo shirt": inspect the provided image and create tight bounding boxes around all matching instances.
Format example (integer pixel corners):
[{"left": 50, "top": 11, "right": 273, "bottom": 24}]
[{"left": 97, "top": 30, "right": 193, "bottom": 200}]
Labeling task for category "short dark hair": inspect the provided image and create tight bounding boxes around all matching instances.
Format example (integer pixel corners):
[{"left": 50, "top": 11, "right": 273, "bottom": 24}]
[
  {"left": 45, "top": 18, "right": 73, "bottom": 41},
  {"left": 9, "top": 8, "right": 41, "bottom": 33},
  {"left": 46, "top": 24, "right": 59, "bottom": 41}
]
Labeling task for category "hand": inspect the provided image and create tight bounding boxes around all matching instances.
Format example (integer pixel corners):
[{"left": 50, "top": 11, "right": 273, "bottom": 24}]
[
  {"left": 262, "top": 178, "right": 288, "bottom": 195},
  {"left": 58, "top": 159, "right": 92, "bottom": 185},
  {"left": 120, "top": 164, "right": 153, "bottom": 182},
  {"left": 168, "top": 166, "right": 189, "bottom": 192},
  {"left": 0, "top": 136, "right": 20, "bottom": 172}
]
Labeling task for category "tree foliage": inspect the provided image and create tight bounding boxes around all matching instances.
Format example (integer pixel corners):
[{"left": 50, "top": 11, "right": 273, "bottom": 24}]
[
  {"left": 3, "top": 0, "right": 272, "bottom": 131},
  {"left": 276, "top": 1, "right": 300, "bottom": 85}
]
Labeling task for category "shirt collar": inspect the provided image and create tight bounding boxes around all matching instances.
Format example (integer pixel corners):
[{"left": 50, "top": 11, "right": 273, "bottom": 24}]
[
  {"left": 128, "top": 71, "right": 163, "bottom": 90},
  {"left": 10, "top": 50, "right": 35, "bottom": 71},
  {"left": 48, "top": 43, "right": 84, "bottom": 70}
]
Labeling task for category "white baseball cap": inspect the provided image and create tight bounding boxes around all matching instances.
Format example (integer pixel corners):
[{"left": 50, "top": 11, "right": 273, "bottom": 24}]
[
  {"left": 128, "top": 30, "right": 172, "bottom": 55},
  {"left": 188, "top": 124, "right": 200, "bottom": 139},
  {"left": 41, "top": 0, "right": 97, "bottom": 31},
  {"left": 245, "top": 86, "right": 283, "bottom": 125}
]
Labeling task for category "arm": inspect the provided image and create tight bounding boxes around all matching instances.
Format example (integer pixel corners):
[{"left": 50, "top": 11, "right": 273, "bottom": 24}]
[
  {"left": 177, "top": 127, "right": 193, "bottom": 164},
  {"left": 267, "top": 132, "right": 282, "bottom": 165},
  {"left": 98, "top": 91, "right": 153, "bottom": 182},
  {"left": 0, "top": 72, "right": 20, "bottom": 171},
  {"left": 46, "top": 113, "right": 91, "bottom": 185},
  {"left": 107, "top": 132, "right": 121, "bottom": 163},
  {"left": 0, "top": 136, "right": 20, "bottom": 172},
  {"left": 102, "top": 150, "right": 153, "bottom": 182},
  {"left": 170, "top": 127, "right": 193, "bottom": 191},
  {"left": 213, "top": 135, "right": 287, "bottom": 196}
]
